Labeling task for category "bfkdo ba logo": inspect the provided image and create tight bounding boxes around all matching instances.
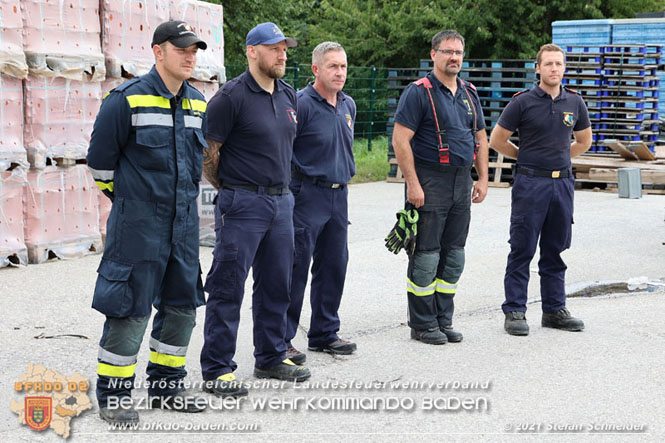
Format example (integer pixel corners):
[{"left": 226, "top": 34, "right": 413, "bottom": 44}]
[{"left": 25, "top": 397, "right": 52, "bottom": 431}]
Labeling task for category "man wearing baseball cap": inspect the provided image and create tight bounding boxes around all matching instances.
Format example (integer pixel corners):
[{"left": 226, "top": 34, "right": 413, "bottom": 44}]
[
  {"left": 88, "top": 20, "right": 208, "bottom": 424},
  {"left": 200, "top": 22, "right": 311, "bottom": 396}
]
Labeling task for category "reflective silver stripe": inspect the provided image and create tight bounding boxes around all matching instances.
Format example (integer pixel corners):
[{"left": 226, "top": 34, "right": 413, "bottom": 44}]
[
  {"left": 435, "top": 279, "right": 458, "bottom": 294},
  {"left": 98, "top": 347, "right": 138, "bottom": 366},
  {"left": 131, "top": 113, "right": 173, "bottom": 127},
  {"left": 88, "top": 167, "right": 114, "bottom": 181},
  {"left": 149, "top": 337, "right": 188, "bottom": 357},
  {"left": 184, "top": 115, "right": 202, "bottom": 129}
]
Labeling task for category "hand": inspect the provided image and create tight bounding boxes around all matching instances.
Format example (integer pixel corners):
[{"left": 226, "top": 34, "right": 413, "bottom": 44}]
[
  {"left": 472, "top": 180, "right": 487, "bottom": 203},
  {"left": 406, "top": 181, "right": 425, "bottom": 208}
]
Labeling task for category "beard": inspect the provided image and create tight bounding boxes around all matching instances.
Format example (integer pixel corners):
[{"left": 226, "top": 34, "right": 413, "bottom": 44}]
[{"left": 258, "top": 57, "right": 286, "bottom": 79}]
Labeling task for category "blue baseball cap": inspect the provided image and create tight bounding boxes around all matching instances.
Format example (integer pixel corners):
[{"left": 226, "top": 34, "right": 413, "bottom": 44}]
[{"left": 246, "top": 22, "right": 297, "bottom": 48}]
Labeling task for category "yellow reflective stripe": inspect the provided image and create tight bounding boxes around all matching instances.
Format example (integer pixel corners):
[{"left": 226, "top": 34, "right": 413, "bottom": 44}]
[
  {"left": 98, "top": 362, "right": 136, "bottom": 378},
  {"left": 126, "top": 95, "right": 171, "bottom": 109},
  {"left": 149, "top": 351, "right": 186, "bottom": 368},
  {"left": 182, "top": 98, "right": 207, "bottom": 112},
  {"left": 435, "top": 278, "right": 458, "bottom": 294},
  {"left": 95, "top": 181, "right": 114, "bottom": 193},
  {"left": 406, "top": 278, "right": 436, "bottom": 296},
  {"left": 103, "top": 92, "right": 111, "bottom": 99}
]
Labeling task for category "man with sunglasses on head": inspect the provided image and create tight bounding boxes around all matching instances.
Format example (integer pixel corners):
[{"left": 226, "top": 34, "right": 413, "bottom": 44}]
[{"left": 392, "top": 30, "right": 489, "bottom": 346}]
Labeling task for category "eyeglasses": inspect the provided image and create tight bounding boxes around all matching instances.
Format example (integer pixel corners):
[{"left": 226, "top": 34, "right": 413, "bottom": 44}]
[{"left": 434, "top": 49, "right": 465, "bottom": 57}]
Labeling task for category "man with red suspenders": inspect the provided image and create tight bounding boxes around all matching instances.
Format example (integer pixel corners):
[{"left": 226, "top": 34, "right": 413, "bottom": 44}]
[{"left": 392, "top": 29, "right": 489, "bottom": 345}]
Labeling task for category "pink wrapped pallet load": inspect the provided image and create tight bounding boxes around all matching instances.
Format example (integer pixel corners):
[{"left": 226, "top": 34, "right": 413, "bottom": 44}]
[
  {"left": 22, "top": 0, "right": 105, "bottom": 80},
  {"left": 0, "top": 74, "right": 27, "bottom": 170},
  {"left": 0, "top": 0, "right": 28, "bottom": 78},
  {"left": 0, "top": 169, "right": 28, "bottom": 267},
  {"left": 171, "top": 0, "right": 224, "bottom": 82},
  {"left": 23, "top": 165, "right": 102, "bottom": 264},
  {"left": 102, "top": 0, "right": 170, "bottom": 78},
  {"left": 23, "top": 78, "right": 102, "bottom": 168}
]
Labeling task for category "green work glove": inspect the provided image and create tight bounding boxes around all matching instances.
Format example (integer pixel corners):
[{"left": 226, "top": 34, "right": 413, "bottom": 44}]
[{"left": 385, "top": 209, "right": 419, "bottom": 255}]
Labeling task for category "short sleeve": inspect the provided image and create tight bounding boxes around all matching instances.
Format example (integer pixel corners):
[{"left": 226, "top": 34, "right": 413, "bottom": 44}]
[
  {"left": 394, "top": 83, "right": 424, "bottom": 132},
  {"left": 574, "top": 96, "right": 591, "bottom": 131},
  {"left": 496, "top": 98, "right": 522, "bottom": 132},
  {"left": 205, "top": 88, "right": 237, "bottom": 144}
]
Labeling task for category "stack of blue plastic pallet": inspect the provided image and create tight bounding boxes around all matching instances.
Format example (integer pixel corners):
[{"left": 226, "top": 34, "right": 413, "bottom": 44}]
[{"left": 553, "top": 18, "right": 665, "bottom": 154}]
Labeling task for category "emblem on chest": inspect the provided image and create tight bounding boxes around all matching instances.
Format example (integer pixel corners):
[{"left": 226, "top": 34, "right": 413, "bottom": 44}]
[{"left": 562, "top": 112, "right": 574, "bottom": 127}]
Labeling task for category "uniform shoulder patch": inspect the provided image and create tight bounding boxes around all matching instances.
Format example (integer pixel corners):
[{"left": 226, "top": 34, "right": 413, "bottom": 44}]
[
  {"left": 563, "top": 85, "right": 580, "bottom": 95},
  {"left": 461, "top": 80, "right": 477, "bottom": 92},
  {"left": 512, "top": 88, "right": 530, "bottom": 98}
]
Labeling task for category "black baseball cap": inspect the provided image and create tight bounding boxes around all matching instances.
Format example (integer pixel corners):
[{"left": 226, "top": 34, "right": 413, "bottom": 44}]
[{"left": 151, "top": 20, "right": 207, "bottom": 50}]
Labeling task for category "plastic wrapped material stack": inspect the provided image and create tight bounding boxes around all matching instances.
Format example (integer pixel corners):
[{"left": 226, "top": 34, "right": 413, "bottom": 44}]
[
  {"left": 101, "top": 0, "right": 170, "bottom": 78},
  {"left": 196, "top": 178, "right": 216, "bottom": 247},
  {"left": 101, "top": 77, "right": 128, "bottom": 97},
  {"left": 23, "top": 165, "right": 102, "bottom": 264},
  {"left": 21, "top": 0, "right": 105, "bottom": 81},
  {"left": 170, "top": 0, "right": 224, "bottom": 83},
  {"left": 189, "top": 79, "right": 219, "bottom": 102},
  {"left": 0, "top": 74, "right": 28, "bottom": 170},
  {"left": 23, "top": 77, "right": 102, "bottom": 168},
  {"left": 0, "top": 0, "right": 28, "bottom": 78},
  {"left": 0, "top": 168, "right": 28, "bottom": 267}
]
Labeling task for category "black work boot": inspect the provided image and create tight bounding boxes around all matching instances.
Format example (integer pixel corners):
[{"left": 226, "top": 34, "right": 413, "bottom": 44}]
[
  {"left": 440, "top": 326, "right": 463, "bottom": 343},
  {"left": 203, "top": 373, "right": 249, "bottom": 398},
  {"left": 99, "top": 405, "right": 139, "bottom": 424},
  {"left": 254, "top": 360, "right": 311, "bottom": 382},
  {"left": 542, "top": 308, "right": 585, "bottom": 331},
  {"left": 410, "top": 327, "right": 447, "bottom": 345},
  {"left": 504, "top": 311, "right": 529, "bottom": 336}
]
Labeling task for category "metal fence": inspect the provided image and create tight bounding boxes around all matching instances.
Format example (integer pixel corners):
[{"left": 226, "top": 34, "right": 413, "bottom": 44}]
[{"left": 225, "top": 64, "right": 392, "bottom": 150}]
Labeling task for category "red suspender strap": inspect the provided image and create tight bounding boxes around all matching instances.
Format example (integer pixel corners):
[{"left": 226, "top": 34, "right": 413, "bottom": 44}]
[
  {"left": 460, "top": 79, "right": 479, "bottom": 160},
  {"left": 414, "top": 77, "right": 449, "bottom": 164}
]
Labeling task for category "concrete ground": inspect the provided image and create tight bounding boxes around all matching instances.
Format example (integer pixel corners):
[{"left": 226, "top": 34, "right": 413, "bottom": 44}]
[{"left": 1, "top": 182, "right": 664, "bottom": 442}]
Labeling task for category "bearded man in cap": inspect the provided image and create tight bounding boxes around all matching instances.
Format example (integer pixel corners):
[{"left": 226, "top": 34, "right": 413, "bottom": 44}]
[{"left": 200, "top": 22, "right": 311, "bottom": 397}]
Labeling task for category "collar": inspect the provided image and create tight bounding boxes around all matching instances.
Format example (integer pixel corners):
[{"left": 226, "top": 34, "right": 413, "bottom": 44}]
[
  {"left": 148, "top": 66, "right": 184, "bottom": 99},
  {"left": 243, "top": 69, "right": 283, "bottom": 93},
  {"left": 534, "top": 83, "right": 565, "bottom": 100},
  {"left": 428, "top": 71, "right": 461, "bottom": 94},
  {"left": 304, "top": 82, "right": 346, "bottom": 104}
]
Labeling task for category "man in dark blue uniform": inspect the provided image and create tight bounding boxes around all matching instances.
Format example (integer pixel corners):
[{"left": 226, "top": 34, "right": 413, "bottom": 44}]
[
  {"left": 87, "top": 21, "right": 208, "bottom": 424},
  {"left": 490, "top": 43, "right": 592, "bottom": 336},
  {"left": 285, "top": 42, "right": 357, "bottom": 364},
  {"left": 393, "top": 30, "right": 489, "bottom": 345},
  {"left": 200, "top": 22, "right": 311, "bottom": 393}
]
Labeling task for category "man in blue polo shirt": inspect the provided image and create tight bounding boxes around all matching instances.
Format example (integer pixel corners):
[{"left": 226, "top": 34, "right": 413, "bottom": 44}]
[
  {"left": 490, "top": 43, "right": 592, "bottom": 336},
  {"left": 393, "top": 30, "right": 489, "bottom": 345},
  {"left": 285, "top": 42, "right": 357, "bottom": 364},
  {"left": 200, "top": 22, "right": 311, "bottom": 394}
]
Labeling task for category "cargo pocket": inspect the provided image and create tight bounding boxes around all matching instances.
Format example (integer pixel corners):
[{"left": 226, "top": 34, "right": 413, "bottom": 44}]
[
  {"left": 563, "top": 217, "right": 574, "bottom": 250},
  {"left": 508, "top": 215, "right": 525, "bottom": 248},
  {"left": 92, "top": 259, "right": 134, "bottom": 317},
  {"left": 293, "top": 227, "right": 307, "bottom": 260},
  {"left": 205, "top": 246, "right": 239, "bottom": 300}
]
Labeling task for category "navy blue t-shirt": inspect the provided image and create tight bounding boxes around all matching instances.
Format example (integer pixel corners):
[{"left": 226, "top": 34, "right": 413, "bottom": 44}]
[
  {"left": 394, "top": 72, "right": 485, "bottom": 166},
  {"left": 292, "top": 83, "right": 356, "bottom": 184},
  {"left": 206, "top": 70, "right": 297, "bottom": 187},
  {"left": 497, "top": 84, "right": 591, "bottom": 170}
]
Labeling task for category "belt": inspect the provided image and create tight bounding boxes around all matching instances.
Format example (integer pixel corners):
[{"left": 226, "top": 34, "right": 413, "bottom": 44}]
[
  {"left": 221, "top": 181, "right": 290, "bottom": 196},
  {"left": 292, "top": 169, "right": 345, "bottom": 189},
  {"left": 516, "top": 167, "right": 570, "bottom": 179}
]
